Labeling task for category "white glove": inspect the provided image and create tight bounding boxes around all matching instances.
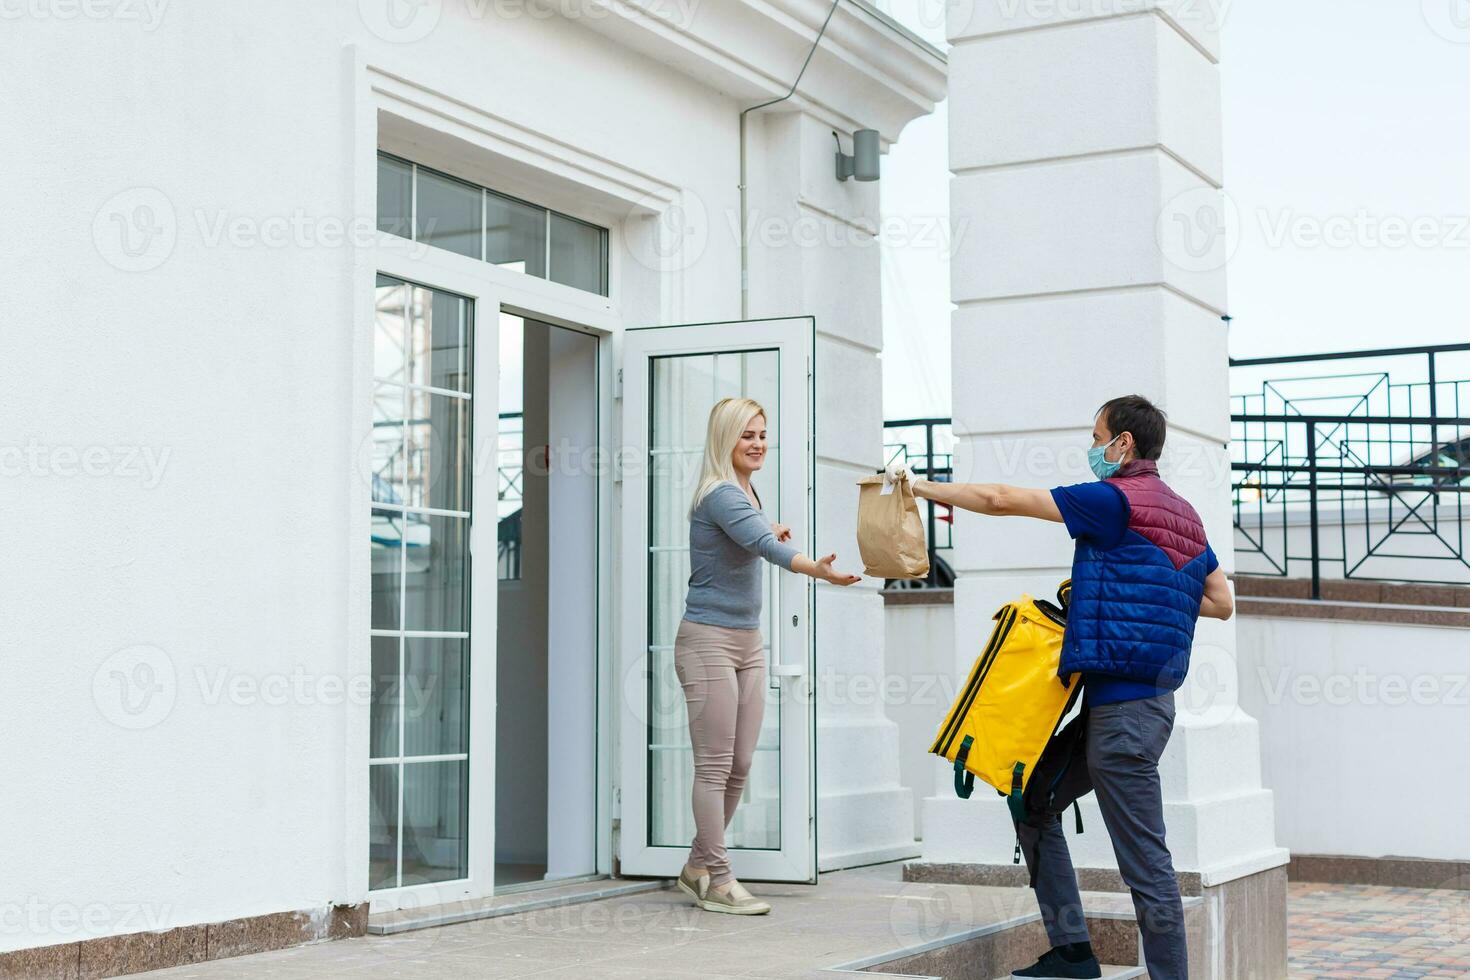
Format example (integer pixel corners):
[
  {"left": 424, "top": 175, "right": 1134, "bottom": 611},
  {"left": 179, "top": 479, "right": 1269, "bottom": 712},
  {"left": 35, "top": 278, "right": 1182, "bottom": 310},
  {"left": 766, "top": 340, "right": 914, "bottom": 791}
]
[{"left": 884, "top": 461, "right": 912, "bottom": 487}]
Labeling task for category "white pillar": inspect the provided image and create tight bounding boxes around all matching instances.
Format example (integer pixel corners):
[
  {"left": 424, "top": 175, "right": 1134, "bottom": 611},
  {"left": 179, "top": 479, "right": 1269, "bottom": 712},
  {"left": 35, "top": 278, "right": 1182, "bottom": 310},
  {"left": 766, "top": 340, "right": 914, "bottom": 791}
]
[
  {"left": 748, "top": 110, "right": 918, "bottom": 870},
  {"left": 925, "top": 2, "right": 1287, "bottom": 889}
]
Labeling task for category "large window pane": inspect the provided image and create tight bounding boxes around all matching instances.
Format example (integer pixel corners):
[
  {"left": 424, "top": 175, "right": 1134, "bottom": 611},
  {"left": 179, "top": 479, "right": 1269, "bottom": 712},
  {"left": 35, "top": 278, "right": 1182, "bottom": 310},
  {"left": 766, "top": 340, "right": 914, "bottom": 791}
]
[
  {"left": 401, "top": 761, "right": 469, "bottom": 886},
  {"left": 647, "top": 350, "right": 782, "bottom": 850},
  {"left": 486, "top": 191, "right": 545, "bottom": 277},
  {"left": 377, "top": 155, "right": 412, "bottom": 239},
  {"left": 369, "top": 275, "right": 474, "bottom": 893},
  {"left": 377, "top": 152, "right": 610, "bottom": 297},
  {"left": 405, "top": 638, "right": 468, "bottom": 757},
  {"left": 415, "top": 169, "right": 481, "bottom": 260},
  {"left": 549, "top": 212, "right": 605, "bottom": 295}
]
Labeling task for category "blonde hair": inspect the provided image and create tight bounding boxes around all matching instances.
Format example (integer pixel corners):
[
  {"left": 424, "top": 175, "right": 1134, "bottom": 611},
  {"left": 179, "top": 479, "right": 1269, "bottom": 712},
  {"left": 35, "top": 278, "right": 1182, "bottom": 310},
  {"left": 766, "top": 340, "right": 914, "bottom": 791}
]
[{"left": 689, "top": 397, "right": 767, "bottom": 518}]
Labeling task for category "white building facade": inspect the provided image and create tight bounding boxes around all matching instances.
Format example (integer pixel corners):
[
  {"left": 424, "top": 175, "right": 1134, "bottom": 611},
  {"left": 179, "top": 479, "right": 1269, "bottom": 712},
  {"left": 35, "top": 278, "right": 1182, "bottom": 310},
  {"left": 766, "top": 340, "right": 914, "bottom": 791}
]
[{"left": 2, "top": 0, "right": 944, "bottom": 964}]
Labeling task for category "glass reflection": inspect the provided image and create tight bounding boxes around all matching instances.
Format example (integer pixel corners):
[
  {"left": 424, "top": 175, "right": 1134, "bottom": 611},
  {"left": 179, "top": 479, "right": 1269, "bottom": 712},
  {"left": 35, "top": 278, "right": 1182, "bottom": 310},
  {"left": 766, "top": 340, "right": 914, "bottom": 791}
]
[
  {"left": 401, "top": 761, "right": 469, "bottom": 885},
  {"left": 415, "top": 169, "right": 480, "bottom": 260},
  {"left": 404, "top": 638, "right": 469, "bottom": 757},
  {"left": 403, "top": 514, "right": 468, "bottom": 634}
]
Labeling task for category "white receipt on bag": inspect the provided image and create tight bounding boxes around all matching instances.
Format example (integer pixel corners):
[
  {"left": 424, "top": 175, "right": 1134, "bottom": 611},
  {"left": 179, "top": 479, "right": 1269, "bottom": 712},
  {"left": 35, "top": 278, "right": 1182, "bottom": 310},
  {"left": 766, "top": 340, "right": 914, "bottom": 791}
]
[{"left": 879, "top": 475, "right": 896, "bottom": 496}]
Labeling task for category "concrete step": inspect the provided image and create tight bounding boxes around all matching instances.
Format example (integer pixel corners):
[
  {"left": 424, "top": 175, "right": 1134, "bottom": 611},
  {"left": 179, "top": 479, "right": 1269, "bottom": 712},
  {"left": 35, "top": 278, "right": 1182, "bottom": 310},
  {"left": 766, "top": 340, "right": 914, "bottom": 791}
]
[
  {"left": 849, "top": 887, "right": 1201, "bottom": 980},
  {"left": 366, "top": 876, "right": 667, "bottom": 934}
]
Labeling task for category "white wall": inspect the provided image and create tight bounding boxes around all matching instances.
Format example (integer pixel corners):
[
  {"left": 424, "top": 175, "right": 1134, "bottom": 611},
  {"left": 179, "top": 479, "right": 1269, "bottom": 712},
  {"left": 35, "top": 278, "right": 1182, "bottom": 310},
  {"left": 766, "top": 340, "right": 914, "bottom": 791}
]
[
  {"left": 1236, "top": 614, "right": 1470, "bottom": 864},
  {"left": 2, "top": 0, "right": 941, "bottom": 951},
  {"left": 544, "top": 325, "right": 599, "bottom": 880},
  {"left": 0, "top": 2, "right": 824, "bottom": 953},
  {"left": 3, "top": 3, "right": 363, "bottom": 953},
  {"left": 882, "top": 600, "right": 956, "bottom": 831}
]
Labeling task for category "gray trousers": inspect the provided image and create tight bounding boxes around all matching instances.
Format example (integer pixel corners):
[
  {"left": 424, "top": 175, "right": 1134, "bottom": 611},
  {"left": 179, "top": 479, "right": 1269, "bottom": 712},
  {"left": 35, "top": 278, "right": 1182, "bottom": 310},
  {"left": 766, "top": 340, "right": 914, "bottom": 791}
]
[{"left": 1017, "top": 692, "right": 1188, "bottom": 980}]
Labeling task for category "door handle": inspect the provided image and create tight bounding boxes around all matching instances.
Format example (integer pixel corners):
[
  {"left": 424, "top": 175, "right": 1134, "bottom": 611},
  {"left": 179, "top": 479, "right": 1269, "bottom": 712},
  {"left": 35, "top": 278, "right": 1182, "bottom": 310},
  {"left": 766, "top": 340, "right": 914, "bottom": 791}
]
[{"left": 770, "top": 664, "right": 806, "bottom": 678}]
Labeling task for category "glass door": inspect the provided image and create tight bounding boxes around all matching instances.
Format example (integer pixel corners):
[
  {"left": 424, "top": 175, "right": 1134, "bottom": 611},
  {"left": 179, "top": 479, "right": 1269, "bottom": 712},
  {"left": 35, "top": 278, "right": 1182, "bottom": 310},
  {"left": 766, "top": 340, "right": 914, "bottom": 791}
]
[
  {"left": 368, "top": 252, "right": 499, "bottom": 911},
  {"left": 618, "top": 317, "right": 816, "bottom": 883}
]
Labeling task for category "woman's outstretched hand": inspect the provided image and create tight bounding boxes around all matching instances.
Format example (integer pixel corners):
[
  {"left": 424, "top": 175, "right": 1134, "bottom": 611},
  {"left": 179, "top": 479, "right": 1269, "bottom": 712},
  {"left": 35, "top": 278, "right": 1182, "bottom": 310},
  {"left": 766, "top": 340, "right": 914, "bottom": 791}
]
[{"left": 815, "top": 552, "right": 861, "bottom": 586}]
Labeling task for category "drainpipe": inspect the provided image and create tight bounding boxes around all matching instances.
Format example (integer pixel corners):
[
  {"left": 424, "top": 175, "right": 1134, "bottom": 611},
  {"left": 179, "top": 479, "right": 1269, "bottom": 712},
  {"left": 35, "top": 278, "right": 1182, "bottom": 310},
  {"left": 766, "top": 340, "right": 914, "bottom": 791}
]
[{"left": 738, "top": 0, "right": 843, "bottom": 319}]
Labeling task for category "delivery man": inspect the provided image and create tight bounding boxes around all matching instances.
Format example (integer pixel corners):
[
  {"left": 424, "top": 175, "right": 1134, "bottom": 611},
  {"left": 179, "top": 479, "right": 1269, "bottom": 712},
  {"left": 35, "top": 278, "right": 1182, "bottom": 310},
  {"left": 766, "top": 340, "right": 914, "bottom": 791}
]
[{"left": 893, "top": 395, "right": 1233, "bottom": 980}]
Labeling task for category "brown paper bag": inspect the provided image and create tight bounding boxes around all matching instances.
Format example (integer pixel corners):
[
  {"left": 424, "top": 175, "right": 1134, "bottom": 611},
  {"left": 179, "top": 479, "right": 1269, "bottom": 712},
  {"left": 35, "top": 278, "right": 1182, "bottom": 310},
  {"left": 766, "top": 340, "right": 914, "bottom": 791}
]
[{"left": 855, "top": 473, "right": 930, "bottom": 580}]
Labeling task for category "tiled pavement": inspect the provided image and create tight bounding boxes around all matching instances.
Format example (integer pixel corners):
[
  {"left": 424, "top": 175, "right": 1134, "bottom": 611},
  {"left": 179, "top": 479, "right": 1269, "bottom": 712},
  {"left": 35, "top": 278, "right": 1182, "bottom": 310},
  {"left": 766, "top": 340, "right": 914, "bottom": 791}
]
[
  {"left": 116, "top": 870, "right": 1470, "bottom": 979},
  {"left": 127, "top": 863, "right": 1056, "bottom": 980},
  {"left": 1287, "top": 881, "right": 1470, "bottom": 977}
]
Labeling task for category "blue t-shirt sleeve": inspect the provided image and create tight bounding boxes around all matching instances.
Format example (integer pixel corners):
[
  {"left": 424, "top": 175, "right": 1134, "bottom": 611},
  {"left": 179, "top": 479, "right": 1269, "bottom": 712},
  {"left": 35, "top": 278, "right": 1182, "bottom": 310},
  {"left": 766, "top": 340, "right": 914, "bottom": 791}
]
[
  {"left": 1049, "top": 482, "right": 1129, "bottom": 549},
  {"left": 1204, "top": 543, "right": 1219, "bottom": 574}
]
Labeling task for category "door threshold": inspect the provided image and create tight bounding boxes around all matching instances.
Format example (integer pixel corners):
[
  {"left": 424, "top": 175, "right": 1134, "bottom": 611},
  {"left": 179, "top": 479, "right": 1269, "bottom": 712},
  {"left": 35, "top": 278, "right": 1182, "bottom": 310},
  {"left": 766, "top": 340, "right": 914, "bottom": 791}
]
[
  {"left": 367, "top": 877, "right": 669, "bottom": 935},
  {"left": 493, "top": 871, "right": 606, "bottom": 896}
]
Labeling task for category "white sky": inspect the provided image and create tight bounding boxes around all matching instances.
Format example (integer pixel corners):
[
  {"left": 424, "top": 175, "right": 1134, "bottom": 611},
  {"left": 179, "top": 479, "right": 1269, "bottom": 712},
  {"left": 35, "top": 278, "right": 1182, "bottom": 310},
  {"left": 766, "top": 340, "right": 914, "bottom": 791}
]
[{"left": 876, "top": 0, "right": 1470, "bottom": 421}]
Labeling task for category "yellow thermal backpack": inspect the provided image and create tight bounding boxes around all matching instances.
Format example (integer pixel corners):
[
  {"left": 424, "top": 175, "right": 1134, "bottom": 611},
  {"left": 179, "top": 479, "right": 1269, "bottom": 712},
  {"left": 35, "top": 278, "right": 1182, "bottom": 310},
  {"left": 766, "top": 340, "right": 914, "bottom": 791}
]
[{"left": 929, "top": 582, "right": 1082, "bottom": 818}]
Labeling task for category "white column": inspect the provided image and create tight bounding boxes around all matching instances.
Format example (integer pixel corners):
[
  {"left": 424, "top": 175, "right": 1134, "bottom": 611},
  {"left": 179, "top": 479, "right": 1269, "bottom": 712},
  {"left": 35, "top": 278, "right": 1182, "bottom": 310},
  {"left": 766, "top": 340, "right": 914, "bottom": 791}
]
[
  {"left": 925, "top": 2, "right": 1287, "bottom": 886},
  {"left": 748, "top": 110, "right": 918, "bottom": 870}
]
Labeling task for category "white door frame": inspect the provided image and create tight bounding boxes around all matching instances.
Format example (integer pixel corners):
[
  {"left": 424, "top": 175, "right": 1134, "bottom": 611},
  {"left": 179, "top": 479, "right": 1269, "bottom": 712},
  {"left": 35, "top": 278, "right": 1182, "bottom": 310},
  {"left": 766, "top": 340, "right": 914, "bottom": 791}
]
[
  {"left": 367, "top": 241, "right": 501, "bottom": 913},
  {"left": 368, "top": 236, "right": 620, "bottom": 911},
  {"left": 617, "top": 316, "right": 817, "bottom": 883},
  {"left": 353, "top": 42, "right": 635, "bottom": 910}
]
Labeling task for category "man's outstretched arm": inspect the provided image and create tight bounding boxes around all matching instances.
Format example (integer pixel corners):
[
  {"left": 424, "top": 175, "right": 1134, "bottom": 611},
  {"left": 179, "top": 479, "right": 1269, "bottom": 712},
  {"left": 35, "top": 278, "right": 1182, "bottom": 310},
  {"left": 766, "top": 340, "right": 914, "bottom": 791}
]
[{"left": 914, "top": 479, "right": 1064, "bottom": 523}]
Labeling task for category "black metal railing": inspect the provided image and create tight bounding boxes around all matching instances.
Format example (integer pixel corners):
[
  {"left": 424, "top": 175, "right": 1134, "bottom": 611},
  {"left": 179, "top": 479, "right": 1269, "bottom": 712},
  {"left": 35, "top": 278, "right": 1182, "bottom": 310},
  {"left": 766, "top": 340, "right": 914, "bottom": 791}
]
[
  {"left": 882, "top": 417, "right": 955, "bottom": 588},
  {"left": 879, "top": 343, "right": 1470, "bottom": 598},
  {"left": 1231, "top": 343, "right": 1470, "bottom": 597}
]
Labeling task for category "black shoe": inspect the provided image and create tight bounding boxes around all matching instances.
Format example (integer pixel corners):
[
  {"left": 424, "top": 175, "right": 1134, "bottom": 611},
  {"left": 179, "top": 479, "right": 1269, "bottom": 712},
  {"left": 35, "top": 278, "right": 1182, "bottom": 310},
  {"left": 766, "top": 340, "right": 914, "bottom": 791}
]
[{"left": 1010, "top": 946, "right": 1103, "bottom": 979}]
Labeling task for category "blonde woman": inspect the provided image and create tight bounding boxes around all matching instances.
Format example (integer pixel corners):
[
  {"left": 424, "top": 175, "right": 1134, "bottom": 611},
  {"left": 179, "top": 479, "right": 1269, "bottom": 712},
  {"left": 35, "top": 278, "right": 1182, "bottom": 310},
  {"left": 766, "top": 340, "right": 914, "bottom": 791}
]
[{"left": 674, "top": 397, "right": 861, "bottom": 915}]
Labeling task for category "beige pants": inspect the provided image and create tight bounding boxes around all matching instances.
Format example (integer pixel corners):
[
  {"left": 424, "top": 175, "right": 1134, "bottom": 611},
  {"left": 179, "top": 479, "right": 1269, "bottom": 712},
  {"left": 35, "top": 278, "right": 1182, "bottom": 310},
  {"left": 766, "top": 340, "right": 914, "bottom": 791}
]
[{"left": 673, "top": 618, "right": 767, "bottom": 887}]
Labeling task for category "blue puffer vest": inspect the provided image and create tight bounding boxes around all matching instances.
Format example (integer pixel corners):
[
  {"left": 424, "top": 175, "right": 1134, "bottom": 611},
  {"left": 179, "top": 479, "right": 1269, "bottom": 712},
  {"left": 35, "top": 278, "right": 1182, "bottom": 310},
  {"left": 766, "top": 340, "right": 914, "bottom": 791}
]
[{"left": 1059, "top": 459, "right": 1210, "bottom": 691}]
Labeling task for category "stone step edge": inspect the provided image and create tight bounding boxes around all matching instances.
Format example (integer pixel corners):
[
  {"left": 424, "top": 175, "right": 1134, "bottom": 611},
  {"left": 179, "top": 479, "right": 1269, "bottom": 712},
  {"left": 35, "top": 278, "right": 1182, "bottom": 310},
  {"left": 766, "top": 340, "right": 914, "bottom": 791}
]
[
  {"left": 1236, "top": 595, "right": 1470, "bottom": 628},
  {"left": 825, "top": 890, "right": 1198, "bottom": 976},
  {"left": 367, "top": 878, "right": 668, "bottom": 935},
  {"left": 1232, "top": 574, "right": 1470, "bottom": 608}
]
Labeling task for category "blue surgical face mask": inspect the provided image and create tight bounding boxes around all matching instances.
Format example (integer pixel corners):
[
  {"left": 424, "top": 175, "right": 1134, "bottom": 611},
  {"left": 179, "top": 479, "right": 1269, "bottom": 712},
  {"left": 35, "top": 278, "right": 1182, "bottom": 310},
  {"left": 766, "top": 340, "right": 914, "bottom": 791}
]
[{"left": 1088, "top": 435, "right": 1123, "bottom": 480}]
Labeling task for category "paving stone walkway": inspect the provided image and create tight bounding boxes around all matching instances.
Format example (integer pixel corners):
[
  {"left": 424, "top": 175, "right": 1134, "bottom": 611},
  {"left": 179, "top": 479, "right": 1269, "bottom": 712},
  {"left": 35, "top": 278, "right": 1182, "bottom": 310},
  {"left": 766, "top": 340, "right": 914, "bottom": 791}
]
[
  {"left": 119, "top": 873, "right": 1470, "bottom": 979},
  {"left": 1288, "top": 881, "right": 1470, "bottom": 977}
]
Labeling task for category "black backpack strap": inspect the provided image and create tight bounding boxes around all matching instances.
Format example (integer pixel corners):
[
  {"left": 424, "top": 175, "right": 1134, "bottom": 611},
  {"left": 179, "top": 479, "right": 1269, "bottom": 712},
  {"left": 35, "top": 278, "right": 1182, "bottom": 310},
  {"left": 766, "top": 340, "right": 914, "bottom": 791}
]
[
  {"left": 953, "top": 735, "right": 976, "bottom": 799},
  {"left": 1004, "top": 762, "right": 1026, "bottom": 823},
  {"left": 1073, "top": 800, "right": 1084, "bottom": 835}
]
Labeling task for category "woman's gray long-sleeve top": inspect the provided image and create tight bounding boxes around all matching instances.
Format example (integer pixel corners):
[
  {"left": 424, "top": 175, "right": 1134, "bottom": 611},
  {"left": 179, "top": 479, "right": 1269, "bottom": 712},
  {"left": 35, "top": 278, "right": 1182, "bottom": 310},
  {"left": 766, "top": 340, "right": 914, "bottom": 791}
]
[{"left": 682, "top": 481, "right": 799, "bottom": 630}]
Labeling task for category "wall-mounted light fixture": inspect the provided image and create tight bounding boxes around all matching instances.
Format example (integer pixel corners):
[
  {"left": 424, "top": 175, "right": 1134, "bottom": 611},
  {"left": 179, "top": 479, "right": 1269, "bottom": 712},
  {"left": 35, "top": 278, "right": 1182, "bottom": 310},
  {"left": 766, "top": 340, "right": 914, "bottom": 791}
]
[{"left": 835, "top": 129, "right": 880, "bottom": 182}]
